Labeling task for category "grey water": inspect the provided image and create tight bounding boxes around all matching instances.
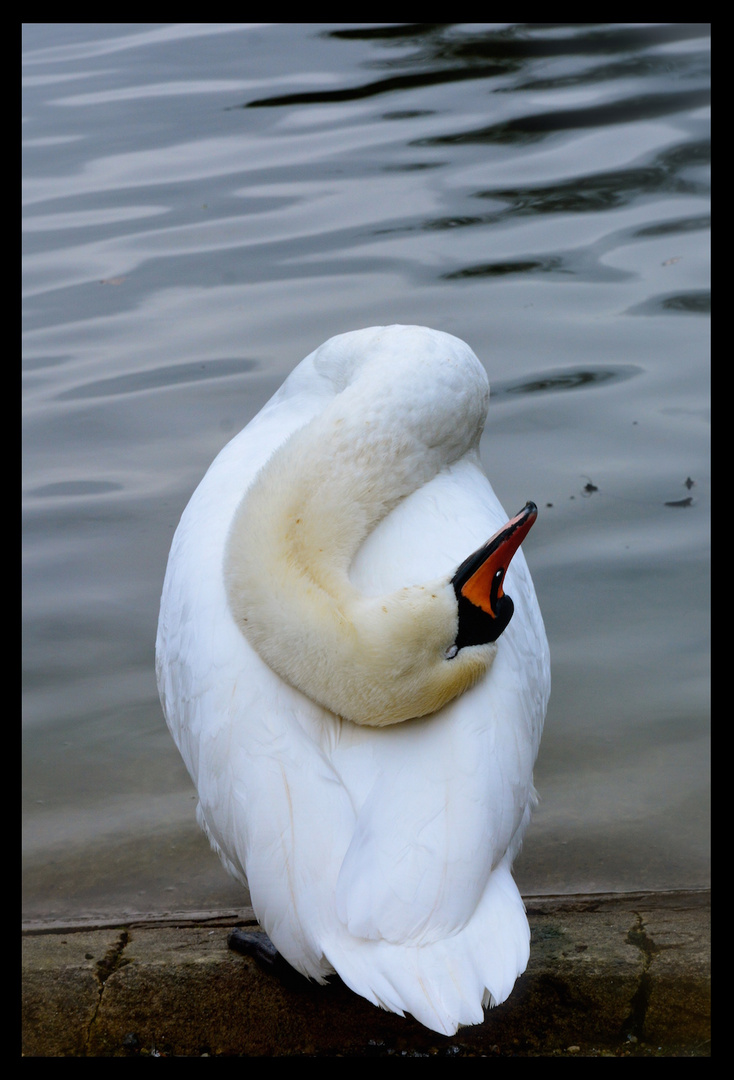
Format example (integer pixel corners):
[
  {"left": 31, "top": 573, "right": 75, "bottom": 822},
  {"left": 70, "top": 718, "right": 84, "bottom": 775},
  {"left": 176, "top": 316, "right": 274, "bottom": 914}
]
[{"left": 22, "top": 23, "right": 710, "bottom": 924}]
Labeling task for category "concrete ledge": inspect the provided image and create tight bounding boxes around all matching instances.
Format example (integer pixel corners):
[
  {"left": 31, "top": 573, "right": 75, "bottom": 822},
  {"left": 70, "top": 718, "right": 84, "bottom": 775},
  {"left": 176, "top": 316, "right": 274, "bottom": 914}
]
[{"left": 22, "top": 890, "right": 710, "bottom": 1057}]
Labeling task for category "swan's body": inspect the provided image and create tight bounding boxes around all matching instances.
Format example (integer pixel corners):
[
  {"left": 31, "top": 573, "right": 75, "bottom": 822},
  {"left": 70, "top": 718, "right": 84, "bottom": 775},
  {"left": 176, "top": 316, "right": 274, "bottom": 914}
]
[{"left": 156, "top": 325, "right": 550, "bottom": 1035}]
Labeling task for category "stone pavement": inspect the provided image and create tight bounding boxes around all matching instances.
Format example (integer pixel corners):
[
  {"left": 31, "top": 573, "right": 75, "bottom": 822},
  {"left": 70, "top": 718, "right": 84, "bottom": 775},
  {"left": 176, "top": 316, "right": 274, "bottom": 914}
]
[{"left": 22, "top": 890, "right": 710, "bottom": 1057}]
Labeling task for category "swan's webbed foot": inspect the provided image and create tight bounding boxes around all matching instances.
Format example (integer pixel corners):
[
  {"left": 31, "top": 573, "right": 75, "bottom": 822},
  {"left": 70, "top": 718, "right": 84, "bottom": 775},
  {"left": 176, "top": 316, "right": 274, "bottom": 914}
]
[
  {"left": 227, "top": 928, "right": 310, "bottom": 990},
  {"left": 227, "top": 928, "right": 279, "bottom": 968}
]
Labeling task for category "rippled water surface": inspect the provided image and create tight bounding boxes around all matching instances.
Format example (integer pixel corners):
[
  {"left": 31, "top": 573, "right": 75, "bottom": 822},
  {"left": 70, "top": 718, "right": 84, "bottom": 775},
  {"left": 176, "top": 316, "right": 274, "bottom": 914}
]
[{"left": 22, "top": 24, "right": 710, "bottom": 922}]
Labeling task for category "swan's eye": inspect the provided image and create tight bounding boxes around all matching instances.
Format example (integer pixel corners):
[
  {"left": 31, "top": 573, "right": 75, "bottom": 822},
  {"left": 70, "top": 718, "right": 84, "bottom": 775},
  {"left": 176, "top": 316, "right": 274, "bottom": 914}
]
[{"left": 444, "top": 644, "right": 458, "bottom": 660}]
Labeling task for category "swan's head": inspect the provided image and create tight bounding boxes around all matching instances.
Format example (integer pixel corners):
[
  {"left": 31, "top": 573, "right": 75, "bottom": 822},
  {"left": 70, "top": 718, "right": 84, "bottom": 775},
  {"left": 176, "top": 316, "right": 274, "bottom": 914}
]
[
  {"left": 341, "top": 501, "right": 538, "bottom": 725},
  {"left": 227, "top": 498, "right": 537, "bottom": 728}
]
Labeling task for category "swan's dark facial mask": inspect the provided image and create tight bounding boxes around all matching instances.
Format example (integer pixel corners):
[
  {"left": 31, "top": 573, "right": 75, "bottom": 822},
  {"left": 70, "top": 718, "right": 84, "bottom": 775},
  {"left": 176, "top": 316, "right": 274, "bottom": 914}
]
[{"left": 450, "top": 502, "right": 537, "bottom": 651}]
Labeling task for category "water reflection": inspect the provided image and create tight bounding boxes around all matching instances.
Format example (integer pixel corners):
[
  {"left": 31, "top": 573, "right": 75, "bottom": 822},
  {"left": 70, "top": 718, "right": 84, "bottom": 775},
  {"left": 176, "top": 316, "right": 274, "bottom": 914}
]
[
  {"left": 490, "top": 364, "right": 642, "bottom": 400},
  {"left": 244, "top": 24, "right": 711, "bottom": 120},
  {"left": 55, "top": 358, "right": 259, "bottom": 401},
  {"left": 474, "top": 142, "right": 711, "bottom": 214},
  {"left": 29, "top": 480, "right": 124, "bottom": 499},
  {"left": 444, "top": 257, "right": 570, "bottom": 280},
  {"left": 628, "top": 290, "right": 710, "bottom": 316}
]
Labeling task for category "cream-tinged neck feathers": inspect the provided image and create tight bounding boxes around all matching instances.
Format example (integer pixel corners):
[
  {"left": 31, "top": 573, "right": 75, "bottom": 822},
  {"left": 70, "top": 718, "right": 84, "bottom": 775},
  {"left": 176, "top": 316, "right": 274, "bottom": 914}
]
[{"left": 224, "top": 326, "right": 497, "bottom": 727}]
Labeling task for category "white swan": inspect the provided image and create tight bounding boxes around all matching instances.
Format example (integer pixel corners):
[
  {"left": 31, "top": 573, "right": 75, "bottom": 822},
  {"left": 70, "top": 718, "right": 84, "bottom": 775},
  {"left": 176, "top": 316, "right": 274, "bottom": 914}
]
[{"left": 156, "top": 325, "right": 550, "bottom": 1036}]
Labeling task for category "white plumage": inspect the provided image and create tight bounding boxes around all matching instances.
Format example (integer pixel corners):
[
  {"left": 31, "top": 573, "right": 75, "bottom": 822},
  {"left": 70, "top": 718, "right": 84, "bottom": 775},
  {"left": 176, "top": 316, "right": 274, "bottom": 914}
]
[{"left": 156, "top": 325, "right": 550, "bottom": 1035}]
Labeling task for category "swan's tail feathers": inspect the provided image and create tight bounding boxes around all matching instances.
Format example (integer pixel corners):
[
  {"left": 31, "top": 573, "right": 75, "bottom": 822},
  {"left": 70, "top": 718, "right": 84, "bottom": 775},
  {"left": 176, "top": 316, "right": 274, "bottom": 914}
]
[{"left": 322, "top": 864, "right": 530, "bottom": 1036}]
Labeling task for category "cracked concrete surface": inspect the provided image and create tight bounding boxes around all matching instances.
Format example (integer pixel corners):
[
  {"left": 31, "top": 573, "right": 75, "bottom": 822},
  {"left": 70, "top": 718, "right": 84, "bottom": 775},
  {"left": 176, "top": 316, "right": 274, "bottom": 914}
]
[
  {"left": 622, "top": 913, "right": 666, "bottom": 1040},
  {"left": 85, "top": 931, "right": 131, "bottom": 1044},
  {"left": 22, "top": 890, "right": 709, "bottom": 1057}
]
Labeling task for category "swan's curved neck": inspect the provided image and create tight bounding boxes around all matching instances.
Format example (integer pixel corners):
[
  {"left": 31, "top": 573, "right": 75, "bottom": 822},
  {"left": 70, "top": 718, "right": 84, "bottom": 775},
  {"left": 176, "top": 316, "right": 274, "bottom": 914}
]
[{"left": 224, "top": 358, "right": 495, "bottom": 726}]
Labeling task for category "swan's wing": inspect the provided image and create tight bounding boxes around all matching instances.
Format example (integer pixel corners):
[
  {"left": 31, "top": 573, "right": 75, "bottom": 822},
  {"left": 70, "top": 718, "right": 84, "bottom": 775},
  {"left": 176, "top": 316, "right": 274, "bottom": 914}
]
[
  {"left": 157, "top": 353, "right": 338, "bottom": 782},
  {"left": 330, "top": 457, "right": 549, "bottom": 946},
  {"left": 156, "top": 372, "right": 356, "bottom": 978},
  {"left": 159, "top": 575, "right": 355, "bottom": 979}
]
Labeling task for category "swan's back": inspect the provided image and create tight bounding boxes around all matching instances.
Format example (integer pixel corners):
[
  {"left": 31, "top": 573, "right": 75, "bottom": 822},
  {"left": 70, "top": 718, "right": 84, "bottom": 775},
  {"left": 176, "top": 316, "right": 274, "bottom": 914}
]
[{"left": 156, "top": 325, "right": 549, "bottom": 1035}]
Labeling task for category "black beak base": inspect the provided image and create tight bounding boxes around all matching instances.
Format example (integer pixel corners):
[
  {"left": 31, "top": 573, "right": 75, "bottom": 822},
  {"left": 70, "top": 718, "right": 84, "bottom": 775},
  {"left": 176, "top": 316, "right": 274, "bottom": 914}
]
[
  {"left": 455, "top": 590, "right": 514, "bottom": 648},
  {"left": 450, "top": 502, "right": 537, "bottom": 652}
]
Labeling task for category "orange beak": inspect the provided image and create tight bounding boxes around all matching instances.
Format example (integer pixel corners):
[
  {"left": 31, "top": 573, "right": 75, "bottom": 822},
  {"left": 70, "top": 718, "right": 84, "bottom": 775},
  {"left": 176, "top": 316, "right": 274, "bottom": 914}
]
[{"left": 451, "top": 502, "right": 537, "bottom": 649}]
